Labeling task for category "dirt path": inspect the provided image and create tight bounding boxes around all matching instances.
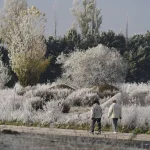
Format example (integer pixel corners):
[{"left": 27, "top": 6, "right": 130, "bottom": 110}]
[
  {"left": 0, "top": 125, "right": 149, "bottom": 150},
  {"left": 0, "top": 125, "right": 150, "bottom": 141}
]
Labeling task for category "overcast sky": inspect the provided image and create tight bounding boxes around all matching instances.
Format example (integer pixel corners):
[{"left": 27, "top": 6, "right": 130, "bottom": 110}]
[{"left": 0, "top": 0, "right": 150, "bottom": 37}]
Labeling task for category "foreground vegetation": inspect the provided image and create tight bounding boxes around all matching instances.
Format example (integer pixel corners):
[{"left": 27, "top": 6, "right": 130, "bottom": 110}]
[{"left": 0, "top": 82, "right": 149, "bottom": 135}]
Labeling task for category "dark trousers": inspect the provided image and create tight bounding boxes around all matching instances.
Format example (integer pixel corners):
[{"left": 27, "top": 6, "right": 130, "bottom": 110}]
[
  {"left": 112, "top": 118, "right": 118, "bottom": 132},
  {"left": 91, "top": 118, "right": 101, "bottom": 132}
]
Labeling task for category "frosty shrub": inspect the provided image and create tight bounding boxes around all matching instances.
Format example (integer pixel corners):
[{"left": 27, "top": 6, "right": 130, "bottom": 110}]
[
  {"left": 56, "top": 44, "right": 128, "bottom": 88},
  {"left": 14, "top": 83, "right": 26, "bottom": 95},
  {"left": 119, "top": 83, "right": 150, "bottom": 96},
  {"left": 119, "top": 83, "right": 150, "bottom": 106},
  {"left": 145, "top": 93, "right": 150, "bottom": 105},
  {"left": 83, "top": 93, "right": 100, "bottom": 106},
  {"left": 41, "top": 88, "right": 73, "bottom": 102},
  {"left": 14, "top": 82, "right": 73, "bottom": 102},
  {"left": 49, "top": 83, "right": 75, "bottom": 90},
  {"left": 66, "top": 88, "right": 100, "bottom": 106},
  {"left": 30, "top": 97, "right": 45, "bottom": 111},
  {"left": 71, "top": 97, "right": 82, "bottom": 106},
  {"left": 90, "top": 84, "right": 119, "bottom": 98},
  {"left": 14, "top": 82, "right": 36, "bottom": 96},
  {"left": 60, "top": 101, "right": 71, "bottom": 113},
  {"left": 31, "top": 83, "right": 52, "bottom": 97},
  {"left": 66, "top": 88, "right": 92, "bottom": 106},
  {"left": 13, "top": 83, "right": 73, "bottom": 111}
]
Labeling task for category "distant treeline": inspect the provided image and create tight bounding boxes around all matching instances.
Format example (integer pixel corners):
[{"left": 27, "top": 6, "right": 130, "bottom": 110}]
[{"left": 1, "top": 29, "right": 150, "bottom": 86}]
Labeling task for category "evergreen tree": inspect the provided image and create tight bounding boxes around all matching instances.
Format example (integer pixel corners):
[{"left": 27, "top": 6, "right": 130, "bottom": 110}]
[{"left": 125, "top": 33, "right": 150, "bottom": 82}]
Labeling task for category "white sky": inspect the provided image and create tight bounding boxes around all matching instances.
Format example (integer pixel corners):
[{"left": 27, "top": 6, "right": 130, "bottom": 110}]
[{"left": 0, "top": 0, "right": 150, "bottom": 37}]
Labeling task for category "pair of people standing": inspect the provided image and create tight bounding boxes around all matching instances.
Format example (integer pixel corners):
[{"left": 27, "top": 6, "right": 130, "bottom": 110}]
[{"left": 90, "top": 99, "right": 121, "bottom": 134}]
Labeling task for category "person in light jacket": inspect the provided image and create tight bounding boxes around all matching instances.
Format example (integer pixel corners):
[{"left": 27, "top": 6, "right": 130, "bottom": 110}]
[
  {"left": 108, "top": 100, "right": 122, "bottom": 133},
  {"left": 90, "top": 98, "right": 102, "bottom": 134}
]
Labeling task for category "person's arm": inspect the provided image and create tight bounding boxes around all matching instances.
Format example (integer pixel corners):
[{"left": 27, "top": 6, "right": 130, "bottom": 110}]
[
  {"left": 120, "top": 106, "right": 122, "bottom": 119},
  {"left": 91, "top": 106, "right": 94, "bottom": 119},
  {"left": 108, "top": 105, "right": 113, "bottom": 118},
  {"left": 100, "top": 106, "right": 102, "bottom": 118}
]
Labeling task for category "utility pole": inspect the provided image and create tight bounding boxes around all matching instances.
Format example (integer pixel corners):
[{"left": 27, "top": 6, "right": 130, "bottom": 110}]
[
  {"left": 91, "top": 0, "right": 96, "bottom": 36},
  {"left": 125, "top": 13, "right": 129, "bottom": 50},
  {"left": 125, "top": 13, "right": 128, "bottom": 41},
  {"left": 53, "top": 0, "right": 58, "bottom": 39}
]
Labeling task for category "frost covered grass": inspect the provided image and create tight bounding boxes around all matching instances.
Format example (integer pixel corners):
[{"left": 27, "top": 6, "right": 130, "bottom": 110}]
[
  {"left": 119, "top": 82, "right": 150, "bottom": 94},
  {"left": 0, "top": 82, "right": 150, "bottom": 134}
]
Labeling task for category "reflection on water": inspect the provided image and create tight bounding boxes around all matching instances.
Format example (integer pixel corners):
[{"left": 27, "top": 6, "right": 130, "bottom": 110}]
[{"left": 0, "top": 133, "right": 147, "bottom": 150}]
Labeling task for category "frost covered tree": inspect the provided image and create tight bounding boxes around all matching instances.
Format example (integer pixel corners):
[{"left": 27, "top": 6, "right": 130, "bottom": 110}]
[
  {"left": 56, "top": 44, "right": 128, "bottom": 88},
  {"left": 0, "top": 1, "right": 49, "bottom": 86},
  {"left": 72, "top": 0, "right": 102, "bottom": 39},
  {"left": 0, "top": 0, "right": 27, "bottom": 43},
  {"left": 3, "top": 0, "right": 27, "bottom": 18},
  {"left": 0, "top": 54, "right": 10, "bottom": 88}
]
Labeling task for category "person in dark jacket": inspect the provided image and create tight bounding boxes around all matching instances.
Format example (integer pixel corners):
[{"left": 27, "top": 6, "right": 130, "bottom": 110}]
[{"left": 90, "top": 98, "right": 102, "bottom": 135}]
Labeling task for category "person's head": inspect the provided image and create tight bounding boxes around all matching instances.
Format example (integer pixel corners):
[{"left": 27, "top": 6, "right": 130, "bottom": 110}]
[
  {"left": 113, "top": 100, "right": 117, "bottom": 103},
  {"left": 93, "top": 98, "right": 100, "bottom": 105}
]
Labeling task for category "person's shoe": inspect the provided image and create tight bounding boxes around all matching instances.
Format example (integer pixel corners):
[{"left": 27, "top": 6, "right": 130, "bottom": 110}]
[
  {"left": 113, "top": 131, "right": 117, "bottom": 133},
  {"left": 89, "top": 131, "right": 94, "bottom": 135},
  {"left": 96, "top": 131, "right": 101, "bottom": 135}
]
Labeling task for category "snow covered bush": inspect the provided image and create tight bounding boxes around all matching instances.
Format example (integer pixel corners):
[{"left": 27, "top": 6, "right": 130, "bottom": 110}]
[
  {"left": 90, "top": 84, "right": 119, "bottom": 98},
  {"left": 13, "top": 83, "right": 73, "bottom": 110},
  {"left": 40, "top": 88, "right": 73, "bottom": 102},
  {"left": 14, "top": 83, "right": 26, "bottom": 95},
  {"left": 119, "top": 83, "right": 150, "bottom": 106},
  {"left": 56, "top": 44, "right": 128, "bottom": 88},
  {"left": 60, "top": 100, "right": 71, "bottom": 113},
  {"left": 66, "top": 88, "right": 101, "bottom": 106},
  {"left": 119, "top": 83, "right": 150, "bottom": 96}
]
